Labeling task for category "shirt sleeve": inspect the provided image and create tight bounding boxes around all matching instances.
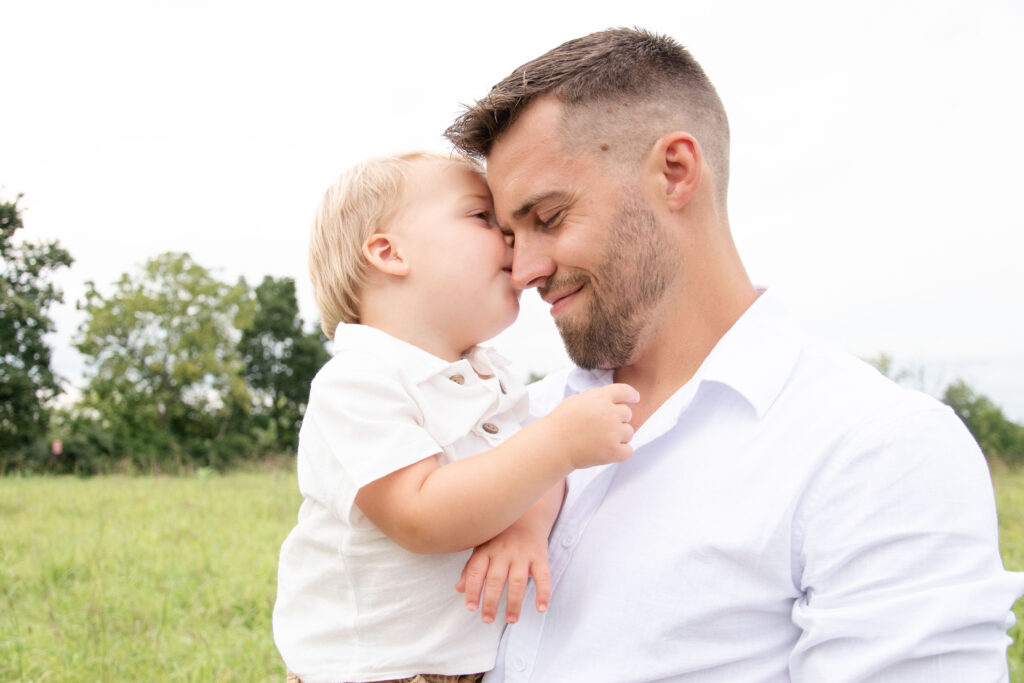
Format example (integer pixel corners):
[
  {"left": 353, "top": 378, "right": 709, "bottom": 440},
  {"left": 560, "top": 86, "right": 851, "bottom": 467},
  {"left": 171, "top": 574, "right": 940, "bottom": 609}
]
[
  {"left": 790, "top": 402, "right": 1024, "bottom": 681},
  {"left": 300, "top": 357, "right": 443, "bottom": 514}
]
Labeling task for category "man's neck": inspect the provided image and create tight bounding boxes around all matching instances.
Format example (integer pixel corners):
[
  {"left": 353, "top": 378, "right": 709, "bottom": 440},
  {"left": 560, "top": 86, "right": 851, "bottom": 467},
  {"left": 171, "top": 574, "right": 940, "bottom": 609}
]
[{"left": 613, "top": 277, "right": 759, "bottom": 430}]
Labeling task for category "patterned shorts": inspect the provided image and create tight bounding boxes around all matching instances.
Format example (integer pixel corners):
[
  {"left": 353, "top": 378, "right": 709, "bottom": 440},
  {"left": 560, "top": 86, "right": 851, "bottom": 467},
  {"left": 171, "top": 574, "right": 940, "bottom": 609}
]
[{"left": 286, "top": 670, "right": 484, "bottom": 683}]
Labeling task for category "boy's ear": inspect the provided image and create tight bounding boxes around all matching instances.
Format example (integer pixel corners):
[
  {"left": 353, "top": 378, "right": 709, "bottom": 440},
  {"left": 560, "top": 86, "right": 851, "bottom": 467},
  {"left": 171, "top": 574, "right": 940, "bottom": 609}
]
[
  {"left": 648, "top": 131, "right": 702, "bottom": 211},
  {"left": 362, "top": 233, "right": 410, "bottom": 277}
]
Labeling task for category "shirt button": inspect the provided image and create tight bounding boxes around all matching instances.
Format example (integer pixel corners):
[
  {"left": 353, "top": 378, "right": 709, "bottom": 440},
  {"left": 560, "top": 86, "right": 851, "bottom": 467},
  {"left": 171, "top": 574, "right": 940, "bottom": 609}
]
[
  {"left": 482, "top": 422, "right": 499, "bottom": 434},
  {"left": 448, "top": 374, "right": 465, "bottom": 385},
  {"left": 560, "top": 534, "right": 576, "bottom": 548},
  {"left": 499, "top": 380, "right": 507, "bottom": 394},
  {"left": 512, "top": 656, "right": 527, "bottom": 672}
]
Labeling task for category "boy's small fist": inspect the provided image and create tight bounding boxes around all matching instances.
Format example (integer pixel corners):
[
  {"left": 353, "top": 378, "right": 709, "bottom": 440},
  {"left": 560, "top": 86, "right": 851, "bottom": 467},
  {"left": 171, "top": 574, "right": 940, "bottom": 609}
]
[{"left": 551, "top": 383, "right": 639, "bottom": 469}]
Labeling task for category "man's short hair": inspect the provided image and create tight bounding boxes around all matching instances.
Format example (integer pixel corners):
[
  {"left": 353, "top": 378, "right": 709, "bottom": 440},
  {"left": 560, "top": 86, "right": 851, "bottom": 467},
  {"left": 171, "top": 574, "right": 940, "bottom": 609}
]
[
  {"left": 445, "top": 27, "right": 730, "bottom": 204},
  {"left": 309, "top": 152, "right": 481, "bottom": 339}
]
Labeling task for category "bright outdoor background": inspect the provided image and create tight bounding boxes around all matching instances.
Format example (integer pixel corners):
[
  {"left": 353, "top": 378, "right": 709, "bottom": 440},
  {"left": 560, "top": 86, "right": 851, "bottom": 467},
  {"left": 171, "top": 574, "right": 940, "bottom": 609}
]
[
  {"left": 3, "top": 0, "right": 1024, "bottom": 680},
  {"left": 2, "top": 0, "right": 1022, "bottom": 418}
]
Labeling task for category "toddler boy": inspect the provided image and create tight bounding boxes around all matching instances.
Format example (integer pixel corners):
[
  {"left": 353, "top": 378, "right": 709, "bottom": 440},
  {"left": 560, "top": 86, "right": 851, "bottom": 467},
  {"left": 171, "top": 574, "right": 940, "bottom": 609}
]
[{"left": 273, "top": 152, "right": 638, "bottom": 683}]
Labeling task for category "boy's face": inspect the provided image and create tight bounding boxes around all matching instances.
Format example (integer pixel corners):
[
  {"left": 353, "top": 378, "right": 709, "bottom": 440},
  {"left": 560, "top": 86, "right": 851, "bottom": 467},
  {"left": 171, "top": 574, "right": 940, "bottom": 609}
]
[{"left": 392, "top": 159, "right": 520, "bottom": 351}]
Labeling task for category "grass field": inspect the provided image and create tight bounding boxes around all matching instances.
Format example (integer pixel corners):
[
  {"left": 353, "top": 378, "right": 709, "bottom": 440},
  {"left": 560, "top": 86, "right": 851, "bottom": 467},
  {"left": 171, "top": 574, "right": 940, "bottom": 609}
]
[
  {"left": 0, "top": 467, "right": 301, "bottom": 682},
  {"left": 2, "top": 464, "right": 1024, "bottom": 681}
]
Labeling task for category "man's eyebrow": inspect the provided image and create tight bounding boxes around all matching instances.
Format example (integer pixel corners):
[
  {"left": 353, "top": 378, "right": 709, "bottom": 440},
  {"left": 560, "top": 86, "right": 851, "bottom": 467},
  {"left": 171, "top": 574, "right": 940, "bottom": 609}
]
[{"left": 512, "top": 191, "right": 569, "bottom": 220}]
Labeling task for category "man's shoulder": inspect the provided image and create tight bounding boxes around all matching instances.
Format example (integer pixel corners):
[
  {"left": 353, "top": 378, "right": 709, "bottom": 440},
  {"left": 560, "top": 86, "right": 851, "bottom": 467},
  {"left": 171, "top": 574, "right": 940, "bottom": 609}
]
[{"left": 786, "top": 338, "right": 956, "bottom": 435}]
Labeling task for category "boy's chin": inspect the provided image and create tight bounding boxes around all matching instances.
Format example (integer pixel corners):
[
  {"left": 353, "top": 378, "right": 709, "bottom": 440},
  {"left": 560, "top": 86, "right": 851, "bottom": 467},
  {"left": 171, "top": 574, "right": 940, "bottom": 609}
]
[{"left": 475, "top": 314, "right": 518, "bottom": 346}]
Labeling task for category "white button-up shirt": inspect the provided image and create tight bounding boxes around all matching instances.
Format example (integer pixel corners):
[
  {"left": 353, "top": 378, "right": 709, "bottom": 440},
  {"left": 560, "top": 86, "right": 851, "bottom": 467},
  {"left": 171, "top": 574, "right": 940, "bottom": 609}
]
[
  {"left": 274, "top": 324, "right": 526, "bottom": 683},
  {"left": 488, "top": 290, "right": 1024, "bottom": 682}
]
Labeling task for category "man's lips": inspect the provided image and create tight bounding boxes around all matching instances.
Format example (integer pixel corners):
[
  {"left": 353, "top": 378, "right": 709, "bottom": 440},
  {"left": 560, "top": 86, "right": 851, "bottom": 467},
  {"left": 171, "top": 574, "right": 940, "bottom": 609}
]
[{"left": 543, "top": 284, "right": 584, "bottom": 317}]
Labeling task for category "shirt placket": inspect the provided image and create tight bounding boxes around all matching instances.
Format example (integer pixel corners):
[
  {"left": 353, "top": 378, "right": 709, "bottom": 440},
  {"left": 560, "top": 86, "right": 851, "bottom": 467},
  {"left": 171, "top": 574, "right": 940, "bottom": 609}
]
[
  {"left": 497, "top": 376, "right": 699, "bottom": 681},
  {"left": 499, "top": 463, "right": 621, "bottom": 681}
]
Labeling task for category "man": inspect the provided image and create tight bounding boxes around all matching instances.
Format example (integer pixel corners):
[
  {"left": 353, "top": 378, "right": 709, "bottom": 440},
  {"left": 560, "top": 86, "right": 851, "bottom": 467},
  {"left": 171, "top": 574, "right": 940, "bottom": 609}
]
[{"left": 445, "top": 28, "right": 1024, "bottom": 681}]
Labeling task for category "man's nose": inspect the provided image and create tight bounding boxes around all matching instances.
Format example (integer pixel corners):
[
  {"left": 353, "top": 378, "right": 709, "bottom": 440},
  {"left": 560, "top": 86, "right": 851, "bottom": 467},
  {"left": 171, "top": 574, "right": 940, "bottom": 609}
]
[{"left": 510, "top": 236, "right": 556, "bottom": 290}]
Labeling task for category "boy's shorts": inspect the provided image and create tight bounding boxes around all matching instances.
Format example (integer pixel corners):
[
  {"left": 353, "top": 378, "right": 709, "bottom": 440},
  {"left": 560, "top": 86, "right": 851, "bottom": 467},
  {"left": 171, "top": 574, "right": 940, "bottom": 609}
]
[{"left": 286, "top": 671, "right": 483, "bottom": 683}]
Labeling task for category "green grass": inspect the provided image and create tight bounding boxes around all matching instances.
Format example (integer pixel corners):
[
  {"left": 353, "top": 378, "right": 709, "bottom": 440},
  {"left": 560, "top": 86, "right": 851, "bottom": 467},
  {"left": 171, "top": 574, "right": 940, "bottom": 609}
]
[
  {"left": 0, "top": 467, "right": 301, "bottom": 681},
  {"left": 995, "top": 465, "right": 1024, "bottom": 682},
  {"left": 2, "top": 465, "right": 1024, "bottom": 681}
]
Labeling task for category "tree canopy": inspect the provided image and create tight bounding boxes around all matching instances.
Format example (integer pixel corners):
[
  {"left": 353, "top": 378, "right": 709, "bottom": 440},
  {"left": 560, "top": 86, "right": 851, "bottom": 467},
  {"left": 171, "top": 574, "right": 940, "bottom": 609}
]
[
  {"left": 943, "top": 380, "right": 1024, "bottom": 466},
  {"left": 238, "top": 276, "right": 329, "bottom": 450},
  {"left": 74, "top": 252, "right": 252, "bottom": 468},
  {"left": 0, "top": 194, "right": 72, "bottom": 459}
]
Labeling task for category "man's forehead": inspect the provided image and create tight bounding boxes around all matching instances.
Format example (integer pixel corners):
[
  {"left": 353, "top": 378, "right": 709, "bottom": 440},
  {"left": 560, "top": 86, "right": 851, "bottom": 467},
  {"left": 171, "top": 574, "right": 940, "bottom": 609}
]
[{"left": 486, "top": 122, "right": 571, "bottom": 212}]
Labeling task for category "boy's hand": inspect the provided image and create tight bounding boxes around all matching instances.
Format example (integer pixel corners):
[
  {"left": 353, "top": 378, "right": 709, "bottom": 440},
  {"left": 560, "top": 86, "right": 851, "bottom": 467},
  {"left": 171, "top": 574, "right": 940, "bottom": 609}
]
[
  {"left": 545, "top": 383, "right": 639, "bottom": 469},
  {"left": 456, "top": 521, "right": 552, "bottom": 625}
]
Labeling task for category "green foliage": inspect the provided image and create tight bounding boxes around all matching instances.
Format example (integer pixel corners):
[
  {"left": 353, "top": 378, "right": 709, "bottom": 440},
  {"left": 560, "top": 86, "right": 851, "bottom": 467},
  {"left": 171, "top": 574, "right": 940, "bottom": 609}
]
[
  {"left": 73, "top": 252, "right": 254, "bottom": 470},
  {"left": 238, "top": 276, "right": 329, "bottom": 450},
  {"left": 943, "top": 380, "right": 1024, "bottom": 467},
  {"left": 992, "top": 466, "right": 1024, "bottom": 681},
  {"left": 0, "top": 194, "right": 73, "bottom": 461},
  {"left": 0, "top": 469, "right": 301, "bottom": 681}
]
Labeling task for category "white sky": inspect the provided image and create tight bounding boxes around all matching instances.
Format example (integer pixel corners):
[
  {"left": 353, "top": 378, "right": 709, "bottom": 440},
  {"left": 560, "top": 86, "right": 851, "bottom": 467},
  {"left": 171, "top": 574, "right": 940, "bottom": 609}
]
[{"left": 2, "top": 0, "right": 1022, "bottom": 420}]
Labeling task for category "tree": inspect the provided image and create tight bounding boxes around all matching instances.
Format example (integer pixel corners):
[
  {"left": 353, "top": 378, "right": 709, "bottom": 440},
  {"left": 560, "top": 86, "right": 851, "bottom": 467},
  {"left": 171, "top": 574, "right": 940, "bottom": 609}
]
[
  {"left": 942, "top": 380, "right": 1024, "bottom": 467},
  {"left": 0, "top": 194, "right": 73, "bottom": 459},
  {"left": 238, "top": 276, "right": 328, "bottom": 450},
  {"left": 74, "top": 252, "right": 252, "bottom": 468}
]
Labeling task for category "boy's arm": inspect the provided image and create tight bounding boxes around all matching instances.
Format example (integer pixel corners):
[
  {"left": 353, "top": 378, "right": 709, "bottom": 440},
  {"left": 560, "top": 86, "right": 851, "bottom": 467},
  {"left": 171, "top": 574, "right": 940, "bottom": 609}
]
[
  {"left": 455, "top": 480, "right": 564, "bottom": 623},
  {"left": 354, "top": 383, "right": 636, "bottom": 554}
]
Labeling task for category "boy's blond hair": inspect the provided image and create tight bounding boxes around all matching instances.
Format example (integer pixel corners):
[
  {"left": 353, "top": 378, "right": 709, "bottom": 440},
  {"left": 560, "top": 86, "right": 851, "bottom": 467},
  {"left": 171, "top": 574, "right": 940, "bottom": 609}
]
[{"left": 309, "top": 152, "right": 482, "bottom": 339}]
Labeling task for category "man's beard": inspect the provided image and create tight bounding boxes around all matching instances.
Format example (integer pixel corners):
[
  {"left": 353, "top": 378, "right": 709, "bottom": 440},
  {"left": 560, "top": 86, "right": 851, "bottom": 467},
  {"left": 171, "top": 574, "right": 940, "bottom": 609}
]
[{"left": 544, "top": 197, "right": 674, "bottom": 369}]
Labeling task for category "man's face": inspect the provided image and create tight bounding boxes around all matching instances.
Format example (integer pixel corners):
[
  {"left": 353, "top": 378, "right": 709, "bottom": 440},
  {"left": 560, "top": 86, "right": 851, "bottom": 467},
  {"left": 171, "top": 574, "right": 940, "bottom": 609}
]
[{"left": 486, "top": 98, "right": 676, "bottom": 369}]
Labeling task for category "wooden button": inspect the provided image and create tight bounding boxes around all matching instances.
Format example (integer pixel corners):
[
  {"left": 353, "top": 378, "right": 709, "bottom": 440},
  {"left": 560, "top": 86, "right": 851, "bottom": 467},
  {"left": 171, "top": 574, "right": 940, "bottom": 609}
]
[
  {"left": 448, "top": 374, "right": 465, "bottom": 385},
  {"left": 482, "top": 422, "right": 499, "bottom": 434}
]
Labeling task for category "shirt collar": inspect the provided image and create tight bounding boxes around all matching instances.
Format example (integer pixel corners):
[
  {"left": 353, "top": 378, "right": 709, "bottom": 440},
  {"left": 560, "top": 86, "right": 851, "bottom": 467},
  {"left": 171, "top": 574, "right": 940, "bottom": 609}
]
[
  {"left": 564, "top": 288, "right": 804, "bottom": 420},
  {"left": 332, "top": 324, "right": 510, "bottom": 385},
  {"left": 686, "top": 288, "right": 804, "bottom": 418}
]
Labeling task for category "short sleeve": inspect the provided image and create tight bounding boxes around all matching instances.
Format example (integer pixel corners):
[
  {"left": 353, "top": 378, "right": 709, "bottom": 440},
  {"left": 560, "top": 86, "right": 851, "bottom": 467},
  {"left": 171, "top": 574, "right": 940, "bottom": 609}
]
[{"left": 299, "top": 356, "right": 443, "bottom": 517}]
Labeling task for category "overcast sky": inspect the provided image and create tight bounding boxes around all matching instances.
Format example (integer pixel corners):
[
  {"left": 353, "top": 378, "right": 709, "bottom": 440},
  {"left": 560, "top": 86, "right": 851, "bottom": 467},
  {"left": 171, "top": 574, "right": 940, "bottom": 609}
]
[{"left": 2, "top": 0, "right": 1022, "bottom": 420}]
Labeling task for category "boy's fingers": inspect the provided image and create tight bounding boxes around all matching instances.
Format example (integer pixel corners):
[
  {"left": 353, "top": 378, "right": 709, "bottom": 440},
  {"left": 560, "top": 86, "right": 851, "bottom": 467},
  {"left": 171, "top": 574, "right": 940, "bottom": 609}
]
[
  {"left": 480, "top": 565, "right": 509, "bottom": 624},
  {"left": 455, "top": 564, "right": 468, "bottom": 594},
  {"left": 618, "top": 423, "right": 635, "bottom": 443},
  {"left": 614, "top": 442, "right": 634, "bottom": 461},
  {"left": 462, "top": 554, "right": 489, "bottom": 611},
  {"left": 532, "top": 558, "right": 552, "bottom": 613},
  {"left": 504, "top": 562, "right": 529, "bottom": 624},
  {"left": 607, "top": 382, "right": 640, "bottom": 404}
]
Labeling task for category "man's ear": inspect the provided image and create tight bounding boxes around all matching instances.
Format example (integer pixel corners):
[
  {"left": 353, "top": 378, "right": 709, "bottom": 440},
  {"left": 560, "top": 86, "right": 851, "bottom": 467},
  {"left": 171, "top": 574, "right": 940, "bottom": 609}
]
[
  {"left": 649, "top": 131, "right": 703, "bottom": 211},
  {"left": 362, "top": 233, "right": 410, "bottom": 277}
]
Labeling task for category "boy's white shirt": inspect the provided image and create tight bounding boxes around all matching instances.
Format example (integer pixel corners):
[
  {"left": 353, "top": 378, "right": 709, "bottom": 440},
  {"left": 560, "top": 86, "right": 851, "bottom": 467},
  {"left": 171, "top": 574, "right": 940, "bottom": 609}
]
[{"left": 273, "top": 323, "right": 526, "bottom": 683}]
